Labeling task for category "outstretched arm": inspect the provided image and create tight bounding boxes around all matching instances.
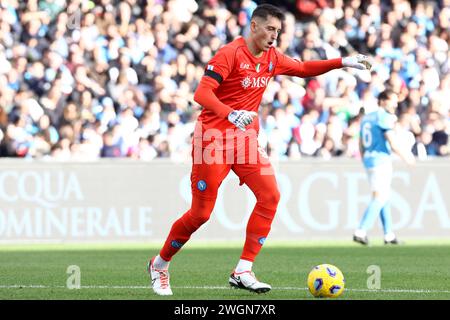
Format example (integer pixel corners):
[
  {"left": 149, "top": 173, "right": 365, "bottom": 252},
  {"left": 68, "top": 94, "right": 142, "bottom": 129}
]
[
  {"left": 297, "top": 58, "right": 343, "bottom": 77},
  {"left": 274, "top": 51, "right": 371, "bottom": 77}
]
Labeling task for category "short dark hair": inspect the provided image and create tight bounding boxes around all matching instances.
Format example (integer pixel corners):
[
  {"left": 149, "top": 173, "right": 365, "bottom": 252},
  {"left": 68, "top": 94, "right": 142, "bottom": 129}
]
[
  {"left": 378, "top": 89, "right": 396, "bottom": 103},
  {"left": 251, "top": 4, "right": 285, "bottom": 22}
]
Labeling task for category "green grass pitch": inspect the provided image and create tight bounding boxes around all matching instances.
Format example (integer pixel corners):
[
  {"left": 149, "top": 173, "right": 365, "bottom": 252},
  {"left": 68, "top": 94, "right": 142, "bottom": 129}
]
[{"left": 1, "top": 240, "right": 450, "bottom": 300}]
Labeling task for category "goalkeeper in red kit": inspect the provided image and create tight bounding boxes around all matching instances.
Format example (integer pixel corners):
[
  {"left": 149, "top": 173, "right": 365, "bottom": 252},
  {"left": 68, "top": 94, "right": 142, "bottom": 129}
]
[{"left": 148, "top": 4, "right": 371, "bottom": 295}]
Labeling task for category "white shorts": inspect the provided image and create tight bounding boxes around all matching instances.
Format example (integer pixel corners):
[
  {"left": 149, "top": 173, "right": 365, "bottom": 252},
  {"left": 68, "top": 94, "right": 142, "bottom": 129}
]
[{"left": 366, "top": 162, "right": 392, "bottom": 196}]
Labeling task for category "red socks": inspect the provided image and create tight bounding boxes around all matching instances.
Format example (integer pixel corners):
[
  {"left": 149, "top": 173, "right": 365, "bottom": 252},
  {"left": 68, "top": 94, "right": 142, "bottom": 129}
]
[
  {"left": 159, "top": 197, "right": 216, "bottom": 261},
  {"left": 240, "top": 204, "right": 275, "bottom": 262},
  {"left": 159, "top": 172, "right": 280, "bottom": 263}
]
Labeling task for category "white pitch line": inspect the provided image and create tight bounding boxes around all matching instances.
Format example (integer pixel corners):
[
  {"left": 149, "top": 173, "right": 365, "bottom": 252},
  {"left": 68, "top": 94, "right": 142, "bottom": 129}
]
[
  {"left": 0, "top": 285, "right": 56, "bottom": 289},
  {"left": 1, "top": 284, "right": 450, "bottom": 294}
]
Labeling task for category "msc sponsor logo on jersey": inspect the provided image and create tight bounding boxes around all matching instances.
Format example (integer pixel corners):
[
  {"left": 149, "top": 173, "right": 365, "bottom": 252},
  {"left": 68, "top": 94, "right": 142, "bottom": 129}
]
[{"left": 241, "top": 76, "right": 271, "bottom": 89}]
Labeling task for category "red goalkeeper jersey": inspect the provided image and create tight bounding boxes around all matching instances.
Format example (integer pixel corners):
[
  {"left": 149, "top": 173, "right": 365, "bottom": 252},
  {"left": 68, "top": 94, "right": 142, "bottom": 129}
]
[{"left": 193, "top": 37, "right": 342, "bottom": 150}]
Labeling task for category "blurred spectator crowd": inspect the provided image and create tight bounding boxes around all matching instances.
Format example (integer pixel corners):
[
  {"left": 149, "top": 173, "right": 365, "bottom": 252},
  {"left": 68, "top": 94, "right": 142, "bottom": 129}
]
[{"left": 0, "top": 0, "right": 448, "bottom": 161}]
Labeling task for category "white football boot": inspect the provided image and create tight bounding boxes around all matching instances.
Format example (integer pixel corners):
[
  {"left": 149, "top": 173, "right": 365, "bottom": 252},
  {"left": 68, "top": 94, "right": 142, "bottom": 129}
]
[
  {"left": 147, "top": 257, "right": 173, "bottom": 296},
  {"left": 229, "top": 270, "right": 271, "bottom": 293}
]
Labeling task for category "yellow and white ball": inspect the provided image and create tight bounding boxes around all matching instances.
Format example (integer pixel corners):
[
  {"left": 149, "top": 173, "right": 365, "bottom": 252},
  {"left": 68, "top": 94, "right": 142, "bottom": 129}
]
[{"left": 307, "top": 264, "right": 345, "bottom": 298}]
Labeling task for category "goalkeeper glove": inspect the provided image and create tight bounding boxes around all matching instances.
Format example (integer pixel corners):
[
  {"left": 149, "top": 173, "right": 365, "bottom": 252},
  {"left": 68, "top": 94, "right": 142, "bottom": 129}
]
[
  {"left": 228, "top": 110, "right": 258, "bottom": 131},
  {"left": 342, "top": 54, "right": 372, "bottom": 70}
]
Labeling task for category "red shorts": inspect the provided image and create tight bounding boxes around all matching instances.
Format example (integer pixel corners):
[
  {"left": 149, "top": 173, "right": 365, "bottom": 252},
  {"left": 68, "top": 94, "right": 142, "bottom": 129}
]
[{"left": 190, "top": 139, "right": 274, "bottom": 200}]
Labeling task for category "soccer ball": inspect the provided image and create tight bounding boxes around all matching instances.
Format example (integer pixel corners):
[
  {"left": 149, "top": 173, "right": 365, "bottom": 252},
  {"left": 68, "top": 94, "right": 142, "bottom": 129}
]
[{"left": 307, "top": 264, "right": 345, "bottom": 298}]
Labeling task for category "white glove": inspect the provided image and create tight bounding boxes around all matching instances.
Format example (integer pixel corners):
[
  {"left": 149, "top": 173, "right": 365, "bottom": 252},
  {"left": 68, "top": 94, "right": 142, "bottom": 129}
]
[
  {"left": 228, "top": 110, "right": 258, "bottom": 131},
  {"left": 342, "top": 54, "right": 372, "bottom": 70}
]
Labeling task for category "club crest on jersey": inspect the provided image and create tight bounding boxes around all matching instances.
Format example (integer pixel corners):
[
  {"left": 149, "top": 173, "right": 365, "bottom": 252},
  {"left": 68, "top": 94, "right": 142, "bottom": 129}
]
[
  {"left": 241, "top": 76, "right": 271, "bottom": 89},
  {"left": 197, "top": 180, "right": 207, "bottom": 191},
  {"left": 269, "top": 61, "right": 273, "bottom": 72}
]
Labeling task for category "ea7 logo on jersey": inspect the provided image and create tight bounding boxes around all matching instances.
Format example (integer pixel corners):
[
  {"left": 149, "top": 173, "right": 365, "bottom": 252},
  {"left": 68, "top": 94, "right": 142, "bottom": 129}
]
[
  {"left": 240, "top": 63, "right": 250, "bottom": 69},
  {"left": 241, "top": 76, "right": 271, "bottom": 89}
]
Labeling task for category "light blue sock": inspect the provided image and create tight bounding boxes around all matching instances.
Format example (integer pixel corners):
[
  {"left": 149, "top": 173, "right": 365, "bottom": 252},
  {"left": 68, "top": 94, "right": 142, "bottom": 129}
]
[
  {"left": 380, "top": 203, "right": 393, "bottom": 235},
  {"left": 359, "top": 199, "right": 384, "bottom": 231}
]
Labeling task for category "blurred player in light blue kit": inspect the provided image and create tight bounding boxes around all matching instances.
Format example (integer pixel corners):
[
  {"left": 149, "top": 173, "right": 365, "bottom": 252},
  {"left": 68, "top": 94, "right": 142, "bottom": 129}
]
[{"left": 353, "top": 89, "right": 415, "bottom": 245}]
